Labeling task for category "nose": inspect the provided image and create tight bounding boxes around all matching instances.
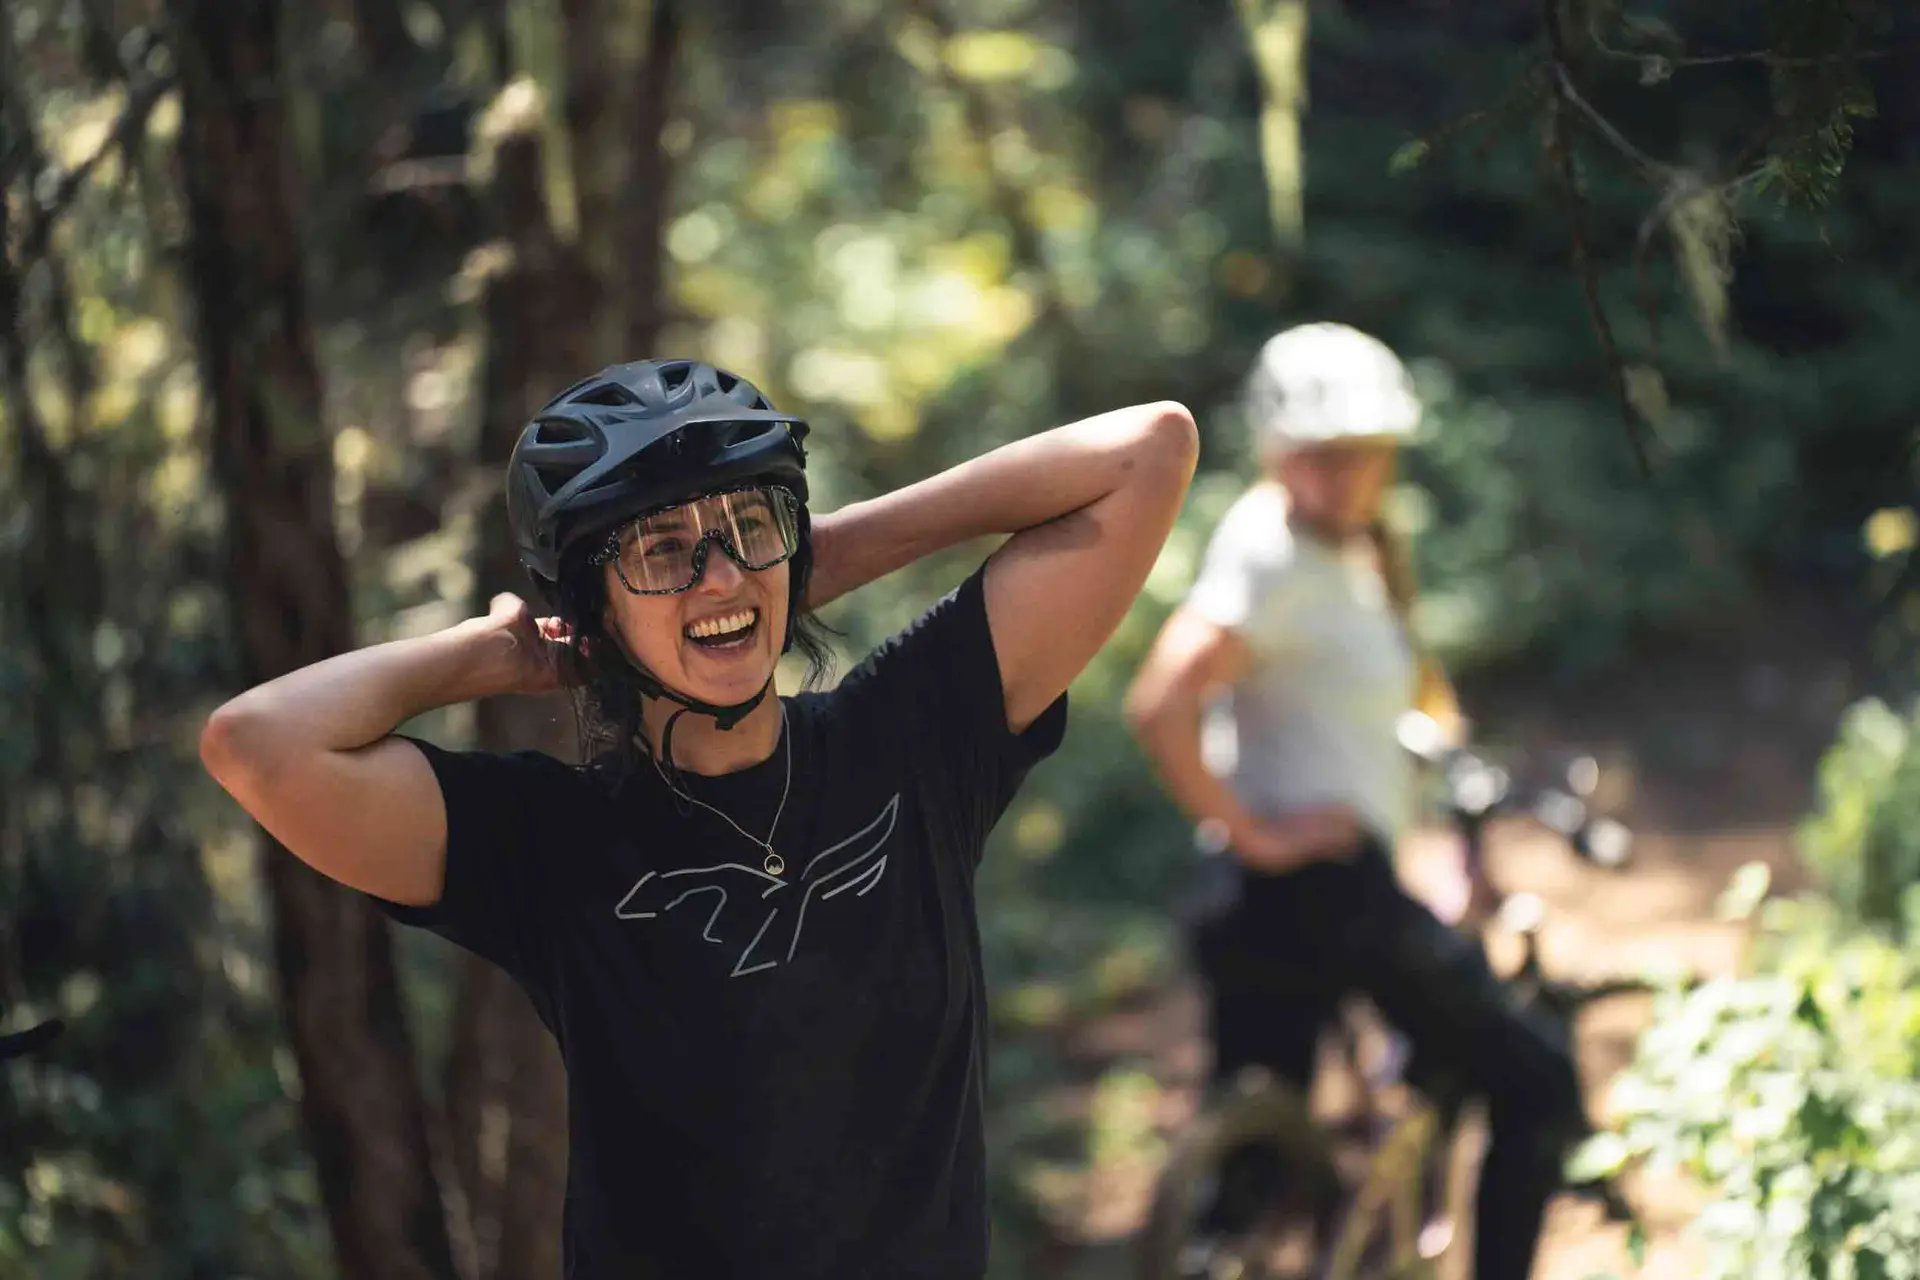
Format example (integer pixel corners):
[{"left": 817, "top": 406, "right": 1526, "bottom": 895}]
[{"left": 693, "top": 537, "right": 747, "bottom": 593}]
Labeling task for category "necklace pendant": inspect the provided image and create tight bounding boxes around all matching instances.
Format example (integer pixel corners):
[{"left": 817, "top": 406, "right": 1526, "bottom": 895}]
[{"left": 764, "top": 852, "right": 786, "bottom": 877}]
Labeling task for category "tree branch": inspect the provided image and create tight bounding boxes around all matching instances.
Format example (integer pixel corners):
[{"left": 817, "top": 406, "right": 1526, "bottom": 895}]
[
  {"left": 1549, "top": 57, "right": 1671, "bottom": 181},
  {"left": 1543, "top": 0, "right": 1652, "bottom": 478},
  {"left": 1588, "top": 33, "right": 1920, "bottom": 74},
  {"left": 16, "top": 71, "right": 177, "bottom": 264}
]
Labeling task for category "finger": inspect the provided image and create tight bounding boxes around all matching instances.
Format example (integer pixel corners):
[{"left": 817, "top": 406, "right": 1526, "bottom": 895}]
[
  {"left": 490, "top": 592, "right": 524, "bottom": 619},
  {"left": 536, "top": 617, "right": 574, "bottom": 642}
]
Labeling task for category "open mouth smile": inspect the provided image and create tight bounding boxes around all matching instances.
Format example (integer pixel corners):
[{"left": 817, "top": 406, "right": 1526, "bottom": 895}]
[{"left": 685, "top": 608, "right": 759, "bottom": 650}]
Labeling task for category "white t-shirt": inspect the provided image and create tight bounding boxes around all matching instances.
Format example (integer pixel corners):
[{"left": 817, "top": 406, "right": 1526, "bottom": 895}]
[{"left": 1186, "top": 484, "right": 1417, "bottom": 842}]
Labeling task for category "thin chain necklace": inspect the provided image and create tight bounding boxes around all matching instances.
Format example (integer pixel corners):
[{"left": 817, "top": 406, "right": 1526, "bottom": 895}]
[{"left": 650, "top": 701, "right": 792, "bottom": 877}]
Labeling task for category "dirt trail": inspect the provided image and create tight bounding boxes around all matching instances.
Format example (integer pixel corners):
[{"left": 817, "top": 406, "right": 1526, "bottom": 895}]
[{"left": 1036, "top": 586, "right": 1864, "bottom": 1279}]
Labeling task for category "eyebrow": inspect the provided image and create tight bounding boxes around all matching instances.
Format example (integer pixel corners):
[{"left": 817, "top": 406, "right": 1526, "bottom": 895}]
[{"left": 630, "top": 513, "right": 692, "bottom": 535}]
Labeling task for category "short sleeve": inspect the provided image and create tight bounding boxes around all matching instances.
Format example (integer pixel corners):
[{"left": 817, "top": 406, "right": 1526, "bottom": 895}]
[
  {"left": 372, "top": 739, "right": 574, "bottom": 986},
  {"left": 1187, "top": 524, "right": 1260, "bottom": 632},
  {"left": 839, "top": 562, "right": 1068, "bottom": 863},
  {"left": 1185, "top": 491, "right": 1304, "bottom": 658}
]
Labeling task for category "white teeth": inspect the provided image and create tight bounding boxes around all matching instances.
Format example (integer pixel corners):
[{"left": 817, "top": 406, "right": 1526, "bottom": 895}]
[{"left": 686, "top": 609, "right": 757, "bottom": 640}]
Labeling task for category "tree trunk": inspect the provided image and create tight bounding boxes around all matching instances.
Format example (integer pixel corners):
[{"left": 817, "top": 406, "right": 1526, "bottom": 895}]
[
  {"left": 443, "top": 954, "right": 518, "bottom": 1277},
  {"left": 1234, "top": 0, "right": 1309, "bottom": 251},
  {"left": 0, "top": 148, "right": 97, "bottom": 1008},
  {"left": 556, "top": 0, "right": 629, "bottom": 362},
  {"left": 623, "top": 0, "right": 681, "bottom": 357},
  {"left": 439, "top": 125, "right": 599, "bottom": 1280},
  {"left": 167, "top": 3, "right": 457, "bottom": 1277},
  {"left": 436, "top": 5, "right": 682, "bottom": 1259},
  {"left": 558, "top": 0, "right": 679, "bottom": 363}
]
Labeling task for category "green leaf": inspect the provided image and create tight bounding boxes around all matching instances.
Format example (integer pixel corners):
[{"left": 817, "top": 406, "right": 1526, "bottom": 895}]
[
  {"left": 1795, "top": 987, "right": 1830, "bottom": 1036},
  {"left": 1716, "top": 860, "right": 1774, "bottom": 921},
  {"left": 1567, "top": 1131, "right": 1633, "bottom": 1183}
]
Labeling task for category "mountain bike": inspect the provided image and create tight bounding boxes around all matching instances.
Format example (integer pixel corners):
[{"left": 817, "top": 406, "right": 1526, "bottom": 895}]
[{"left": 1135, "top": 717, "right": 1652, "bottom": 1280}]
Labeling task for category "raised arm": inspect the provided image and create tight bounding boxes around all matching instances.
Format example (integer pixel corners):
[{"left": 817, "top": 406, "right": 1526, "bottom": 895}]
[
  {"left": 198, "top": 595, "right": 565, "bottom": 905},
  {"left": 807, "top": 402, "right": 1198, "bottom": 730}
]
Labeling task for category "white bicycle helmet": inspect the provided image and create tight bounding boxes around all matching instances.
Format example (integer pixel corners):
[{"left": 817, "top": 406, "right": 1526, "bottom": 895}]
[{"left": 1245, "top": 322, "right": 1421, "bottom": 457}]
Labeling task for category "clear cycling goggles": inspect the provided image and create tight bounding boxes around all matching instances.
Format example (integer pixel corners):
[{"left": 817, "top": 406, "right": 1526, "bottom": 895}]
[{"left": 592, "top": 484, "right": 803, "bottom": 596}]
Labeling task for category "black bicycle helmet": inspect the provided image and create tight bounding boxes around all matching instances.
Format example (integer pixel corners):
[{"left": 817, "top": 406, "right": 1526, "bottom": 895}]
[
  {"left": 508, "top": 358, "right": 809, "bottom": 599},
  {"left": 505, "top": 358, "right": 811, "bottom": 732}
]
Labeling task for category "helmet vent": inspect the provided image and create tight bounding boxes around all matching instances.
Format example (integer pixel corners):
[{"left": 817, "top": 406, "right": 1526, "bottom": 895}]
[
  {"left": 529, "top": 462, "right": 579, "bottom": 491},
  {"left": 572, "top": 382, "right": 639, "bottom": 407},
  {"left": 533, "top": 417, "right": 592, "bottom": 443}
]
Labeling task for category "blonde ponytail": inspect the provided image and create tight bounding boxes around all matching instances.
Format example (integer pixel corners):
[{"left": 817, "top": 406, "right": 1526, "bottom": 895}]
[{"left": 1366, "top": 517, "right": 1464, "bottom": 737}]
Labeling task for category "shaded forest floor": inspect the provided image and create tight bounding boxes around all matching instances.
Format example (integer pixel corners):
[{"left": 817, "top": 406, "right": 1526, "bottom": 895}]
[{"left": 1031, "top": 583, "right": 1865, "bottom": 1278}]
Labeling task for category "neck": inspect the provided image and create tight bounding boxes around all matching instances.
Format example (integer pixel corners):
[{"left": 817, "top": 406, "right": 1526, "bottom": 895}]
[{"left": 640, "top": 689, "right": 783, "bottom": 776}]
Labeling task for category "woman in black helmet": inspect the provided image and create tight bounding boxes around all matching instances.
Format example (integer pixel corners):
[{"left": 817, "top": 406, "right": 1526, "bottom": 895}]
[{"left": 201, "top": 359, "right": 1199, "bottom": 1279}]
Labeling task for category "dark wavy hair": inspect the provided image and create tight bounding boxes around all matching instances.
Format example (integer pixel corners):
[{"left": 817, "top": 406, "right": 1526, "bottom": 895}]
[{"left": 549, "top": 511, "right": 837, "bottom": 782}]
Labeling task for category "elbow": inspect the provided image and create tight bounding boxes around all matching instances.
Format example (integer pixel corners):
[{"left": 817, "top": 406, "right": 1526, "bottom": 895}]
[
  {"left": 199, "top": 700, "right": 269, "bottom": 793},
  {"left": 198, "top": 703, "right": 242, "bottom": 786},
  {"left": 1122, "top": 681, "right": 1169, "bottom": 746},
  {"left": 1137, "top": 401, "right": 1199, "bottom": 479}
]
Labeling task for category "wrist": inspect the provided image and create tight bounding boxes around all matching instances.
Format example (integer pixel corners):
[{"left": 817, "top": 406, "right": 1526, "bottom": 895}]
[{"left": 432, "top": 619, "right": 521, "bottom": 703}]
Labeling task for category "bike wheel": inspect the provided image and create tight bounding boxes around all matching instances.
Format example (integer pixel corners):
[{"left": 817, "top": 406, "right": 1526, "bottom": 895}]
[{"left": 1136, "top": 1068, "right": 1341, "bottom": 1280}]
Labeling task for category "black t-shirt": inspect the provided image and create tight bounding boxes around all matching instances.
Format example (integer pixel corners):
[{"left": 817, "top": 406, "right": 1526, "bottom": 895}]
[{"left": 376, "top": 564, "right": 1067, "bottom": 1279}]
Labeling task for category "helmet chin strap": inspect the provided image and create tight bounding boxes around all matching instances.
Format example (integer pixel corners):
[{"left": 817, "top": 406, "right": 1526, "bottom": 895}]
[
  {"left": 629, "top": 662, "right": 771, "bottom": 732},
  {"left": 628, "top": 662, "right": 774, "bottom": 795}
]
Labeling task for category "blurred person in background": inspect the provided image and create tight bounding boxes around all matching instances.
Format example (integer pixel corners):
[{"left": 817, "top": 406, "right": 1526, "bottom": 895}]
[
  {"left": 1124, "top": 324, "right": 1581, "bottom": 1280},
  {"left": 200, "top": 358, "right": 1198, "bottom": 1280}
]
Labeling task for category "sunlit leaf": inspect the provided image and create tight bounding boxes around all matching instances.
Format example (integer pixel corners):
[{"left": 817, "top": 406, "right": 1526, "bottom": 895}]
[
  {"left": 1568, "top": 1132, "right": 1632, "bottom": 1182},
  {"left": 1863, "top": 507, "right": 1917, "bottom": 560},
  {"left": 944, "top": 31, "right": 1074, "bottom": 90},
  {"left": 1717, "top": 860, "right": 1775, "bottom": 921}
]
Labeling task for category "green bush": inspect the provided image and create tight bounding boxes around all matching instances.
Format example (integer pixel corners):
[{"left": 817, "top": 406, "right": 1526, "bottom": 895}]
[
  {"left": 1577, "top": 892, "right": 1920, "bottom": 1277},
  {"left": 1796, "top": 697, "right": 1920, "bottom": 934},
  {"left": 1578, "top": 694, "right": 1920, "bottom": 1278}
]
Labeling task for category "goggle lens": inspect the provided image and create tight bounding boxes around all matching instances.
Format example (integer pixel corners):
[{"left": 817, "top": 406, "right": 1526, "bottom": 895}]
[{"left": 599, "top": 485, "right": 801, "bottom": 595}]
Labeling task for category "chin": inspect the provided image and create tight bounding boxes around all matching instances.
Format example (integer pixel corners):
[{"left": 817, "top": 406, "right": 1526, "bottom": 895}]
[
  {"left": 672, "top": 637, "right": 780, "bottom": 705},
  {"left": 685, "top": 668, "right": 777, "bottom": 707}
]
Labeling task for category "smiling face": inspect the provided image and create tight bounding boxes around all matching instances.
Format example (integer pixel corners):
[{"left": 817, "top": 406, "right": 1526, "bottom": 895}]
[
  {"left": 599, "top": 491, "right": 796, "bottom": 707},
  {"left": 605, "top": 553, "right": 791, "bottom": 706}
]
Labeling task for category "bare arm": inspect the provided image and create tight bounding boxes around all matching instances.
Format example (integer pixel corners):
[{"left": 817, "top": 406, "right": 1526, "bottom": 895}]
[
  {"left": 199, "top": 595, "right": 562, "bottom": 906},
  {"left": 1126, "top": 607, "right": 1360, "bottom": 871},
  {"left": 807, "top": 401, "right": 1199, "bottom": 729}
]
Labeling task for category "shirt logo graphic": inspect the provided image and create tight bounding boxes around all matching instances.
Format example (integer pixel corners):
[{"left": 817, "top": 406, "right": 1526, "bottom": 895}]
[{"left": 613, "top": 794, "right": 899, "bottom": 978}]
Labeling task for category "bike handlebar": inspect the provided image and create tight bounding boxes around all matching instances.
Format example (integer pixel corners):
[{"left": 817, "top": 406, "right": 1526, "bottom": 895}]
[{"left": 1396, "top": 711, "right": 1634, "bottom": 871}]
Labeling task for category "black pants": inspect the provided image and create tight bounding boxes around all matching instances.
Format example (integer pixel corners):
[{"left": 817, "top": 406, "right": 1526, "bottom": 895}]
[{"left": 1181, "top": 842, "right": 1583, "bottom": 1280}]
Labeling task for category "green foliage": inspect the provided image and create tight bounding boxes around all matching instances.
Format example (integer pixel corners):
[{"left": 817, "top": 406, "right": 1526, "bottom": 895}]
[
  {"left": 1796, "top": 698, "right": 1920, "bottom": 933},
  {"left": 1582, "top": 892, "right": 1920, "bottom": 1278},
  {"left": 1760, "top": 0, "right": 1887, "bottom": 212},
  {"left": 1583, "top": 688, "right": 1920, "bottom": 1278}
]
